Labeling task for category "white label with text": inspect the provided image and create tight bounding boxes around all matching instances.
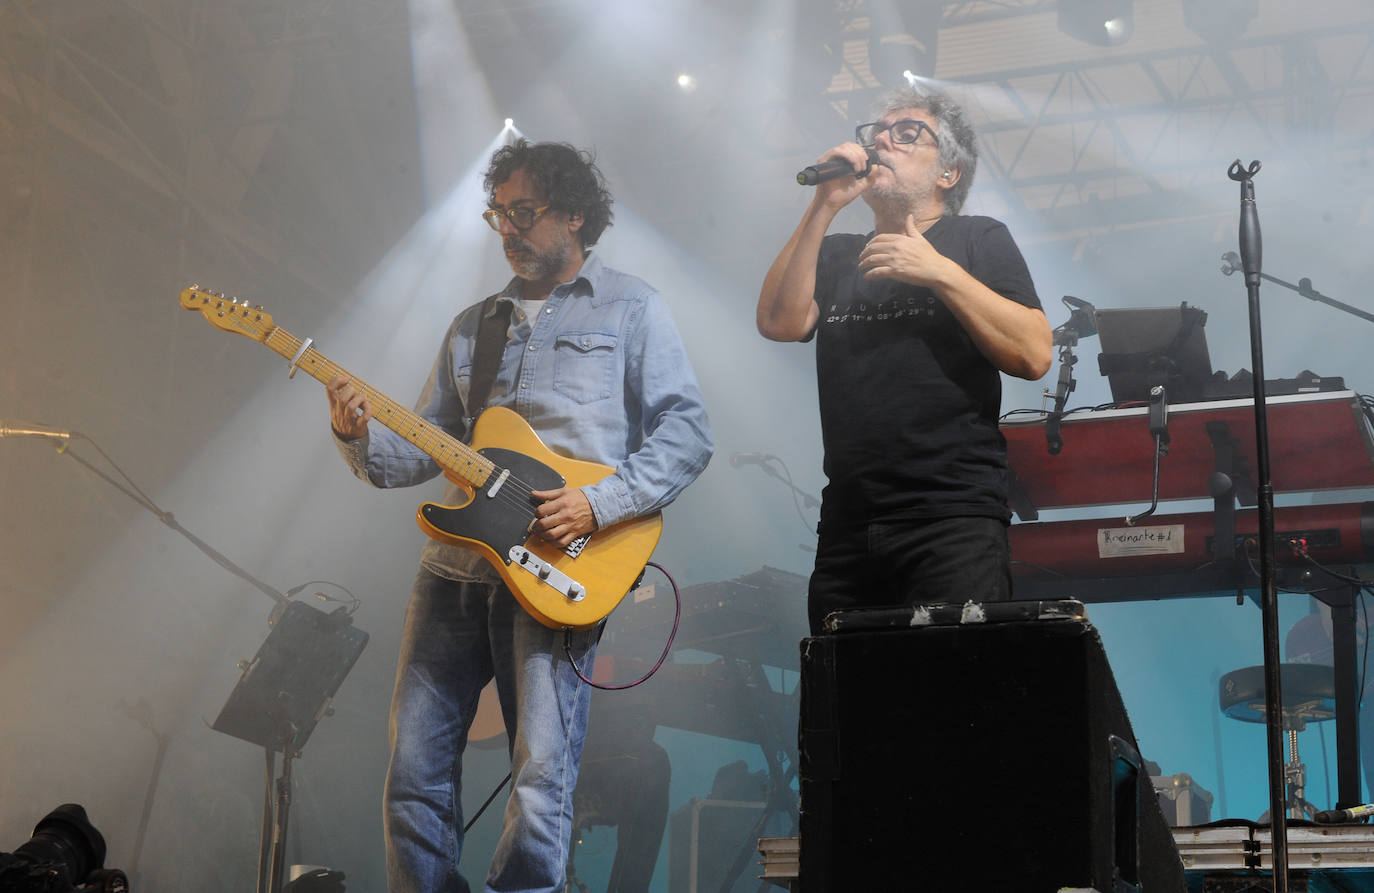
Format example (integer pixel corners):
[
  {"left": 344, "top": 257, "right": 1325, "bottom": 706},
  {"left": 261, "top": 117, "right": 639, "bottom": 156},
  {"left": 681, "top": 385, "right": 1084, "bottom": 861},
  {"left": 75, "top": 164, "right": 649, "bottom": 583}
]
[{"left": 1098, "top": 525, "right": 1185, "bottom": 558}]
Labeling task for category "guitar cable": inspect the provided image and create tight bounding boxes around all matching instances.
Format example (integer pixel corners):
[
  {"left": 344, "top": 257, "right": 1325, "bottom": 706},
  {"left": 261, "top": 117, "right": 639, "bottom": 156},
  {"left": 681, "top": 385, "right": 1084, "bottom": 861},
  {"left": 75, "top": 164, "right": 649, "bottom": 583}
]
[
  {"left": 464, "top": 561, "right": 682, "bottom": 834},
  {"left": 564, "top": 560, "right": 681, "bottom": 691}
]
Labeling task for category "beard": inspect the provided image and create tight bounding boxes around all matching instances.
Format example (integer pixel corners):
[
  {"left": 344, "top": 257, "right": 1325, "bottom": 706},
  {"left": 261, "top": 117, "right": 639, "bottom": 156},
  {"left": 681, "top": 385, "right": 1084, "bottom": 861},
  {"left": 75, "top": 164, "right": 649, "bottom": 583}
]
[
  {"left": 863, "top": 154, "right": 938, "bottom": 213},
  {"left": 504, "top": 234, "right": 572, "bottom": 282}
]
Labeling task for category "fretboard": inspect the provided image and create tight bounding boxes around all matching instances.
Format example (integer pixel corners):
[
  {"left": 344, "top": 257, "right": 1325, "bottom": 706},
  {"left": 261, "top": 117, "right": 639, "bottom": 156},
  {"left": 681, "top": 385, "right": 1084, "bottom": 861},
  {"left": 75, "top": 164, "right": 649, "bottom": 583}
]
[{"left": 264, "top": 327, "right": 493, "bottom": 487}]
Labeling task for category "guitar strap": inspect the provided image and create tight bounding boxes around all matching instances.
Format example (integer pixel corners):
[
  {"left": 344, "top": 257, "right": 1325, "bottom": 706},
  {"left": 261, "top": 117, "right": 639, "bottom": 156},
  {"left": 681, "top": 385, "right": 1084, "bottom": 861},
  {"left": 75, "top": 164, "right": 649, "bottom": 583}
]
[{"left": 465, "top": 293, "right": 514, "bottom": 429}]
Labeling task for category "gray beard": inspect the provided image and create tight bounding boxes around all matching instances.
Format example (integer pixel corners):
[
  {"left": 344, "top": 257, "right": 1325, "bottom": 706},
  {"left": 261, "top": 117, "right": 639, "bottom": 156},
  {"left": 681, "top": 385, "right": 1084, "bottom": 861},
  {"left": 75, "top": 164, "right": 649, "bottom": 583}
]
[
  {"left": 865, "top": 175, "right": 936, "bottom": 216},
  {"left": 505, "top": 238, "right": 570, "bottom": 282}
]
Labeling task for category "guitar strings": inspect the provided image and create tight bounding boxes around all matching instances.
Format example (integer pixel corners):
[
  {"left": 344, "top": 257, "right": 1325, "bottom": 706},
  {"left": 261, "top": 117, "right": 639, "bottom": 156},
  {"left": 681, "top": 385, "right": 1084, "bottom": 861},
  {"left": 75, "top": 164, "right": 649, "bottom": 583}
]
[{"left": 270, "top": 330, "right": 555, "bottom": 521}]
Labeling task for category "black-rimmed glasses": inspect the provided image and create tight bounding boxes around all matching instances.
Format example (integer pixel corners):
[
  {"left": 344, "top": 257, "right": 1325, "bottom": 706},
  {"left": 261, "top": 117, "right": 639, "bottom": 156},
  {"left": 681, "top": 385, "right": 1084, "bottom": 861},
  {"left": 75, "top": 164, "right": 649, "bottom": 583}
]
[
  {"left": 855, "top": 119, "right": 939, "bottom": 149},
  {"left": 482, "top": 204, "right": 550, "bottom": 232}
]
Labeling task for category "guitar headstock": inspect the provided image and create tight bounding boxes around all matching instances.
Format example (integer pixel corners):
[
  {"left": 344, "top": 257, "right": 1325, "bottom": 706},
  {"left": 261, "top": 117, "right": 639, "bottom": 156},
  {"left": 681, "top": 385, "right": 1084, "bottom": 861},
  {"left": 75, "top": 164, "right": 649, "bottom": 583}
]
[{"left": 180, "top": 285, "right": 275, "bottom": 343}]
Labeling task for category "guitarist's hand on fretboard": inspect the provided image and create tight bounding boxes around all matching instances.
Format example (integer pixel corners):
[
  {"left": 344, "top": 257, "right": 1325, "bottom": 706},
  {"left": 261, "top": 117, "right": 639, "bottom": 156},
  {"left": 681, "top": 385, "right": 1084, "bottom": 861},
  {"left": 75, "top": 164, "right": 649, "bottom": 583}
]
[{"left": 327, "top": 374, "right": 373, "bottom": 440}]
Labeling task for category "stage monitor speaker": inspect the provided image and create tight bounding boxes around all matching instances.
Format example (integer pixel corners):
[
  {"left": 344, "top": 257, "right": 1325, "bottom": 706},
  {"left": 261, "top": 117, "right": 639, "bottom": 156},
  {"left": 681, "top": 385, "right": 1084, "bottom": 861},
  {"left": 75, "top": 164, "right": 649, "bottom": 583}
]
[{"left": 798, "top": 604, "right": 1184, "bottom": 892}]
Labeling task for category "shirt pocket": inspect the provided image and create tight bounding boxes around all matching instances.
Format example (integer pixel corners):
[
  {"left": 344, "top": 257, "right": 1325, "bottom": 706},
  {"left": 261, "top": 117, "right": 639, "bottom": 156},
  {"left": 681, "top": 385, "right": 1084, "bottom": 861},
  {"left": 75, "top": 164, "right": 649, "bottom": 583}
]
[{"left": 553, "top": 331, "right": 617, "bottom": 404}]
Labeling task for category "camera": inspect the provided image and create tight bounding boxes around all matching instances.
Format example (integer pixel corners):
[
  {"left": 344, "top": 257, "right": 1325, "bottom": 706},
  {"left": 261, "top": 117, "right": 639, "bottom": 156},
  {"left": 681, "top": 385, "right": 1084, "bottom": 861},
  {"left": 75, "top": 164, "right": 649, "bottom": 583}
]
[{"left": 0, "top": 804, "right": 128, "bottom": 892}]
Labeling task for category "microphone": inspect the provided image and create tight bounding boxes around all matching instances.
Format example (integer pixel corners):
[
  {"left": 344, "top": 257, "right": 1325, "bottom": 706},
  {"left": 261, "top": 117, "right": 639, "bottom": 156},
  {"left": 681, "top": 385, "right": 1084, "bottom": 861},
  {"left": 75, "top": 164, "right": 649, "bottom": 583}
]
[
  {"left": 797, "top": 149, "right": 879, "bottom": 186},
  {"left": 1062, "top": 295, "right": 1098, "bottom": 338},
  {"left": 1220, "top": 251, "right": 1241, "bottom": 276},
  {"left": 1314, "top": 802, "right": 1374, "bottom": 824},
  {"left": 0, "top": 419, "right": 73, "bottom": 440},
  {"left": 729, "top": 452, "right": 774, "bottom": 468}
]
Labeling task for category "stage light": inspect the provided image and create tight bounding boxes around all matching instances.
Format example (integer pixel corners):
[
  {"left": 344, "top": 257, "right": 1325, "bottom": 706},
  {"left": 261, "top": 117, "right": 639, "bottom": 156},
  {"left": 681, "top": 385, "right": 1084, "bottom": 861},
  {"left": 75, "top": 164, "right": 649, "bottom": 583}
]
[
  {"left": 867, "top": 0, "right": 939, "bottom": 89},
  {"left": 903, "top": 70, "right": 917, "bottom": 86},
  {"left": 503, "top": 117, "right": 513, "bottom": 129},
  {"left": 676, "top": 73, "right": 697, "bottom": 93},
  {"left": 1182, "top": 0, "right": 1257, "bottom": 43},
  {"left": 1059, "top": 0, "right": 1134, "bottom": 47}
]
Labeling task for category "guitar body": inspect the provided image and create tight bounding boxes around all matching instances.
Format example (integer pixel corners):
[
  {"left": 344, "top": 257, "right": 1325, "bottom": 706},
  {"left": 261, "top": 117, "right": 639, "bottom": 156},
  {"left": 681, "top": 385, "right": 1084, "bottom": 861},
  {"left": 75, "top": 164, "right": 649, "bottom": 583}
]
[{"left": 415, "top": 406, "right": 662, "bottom": 630}]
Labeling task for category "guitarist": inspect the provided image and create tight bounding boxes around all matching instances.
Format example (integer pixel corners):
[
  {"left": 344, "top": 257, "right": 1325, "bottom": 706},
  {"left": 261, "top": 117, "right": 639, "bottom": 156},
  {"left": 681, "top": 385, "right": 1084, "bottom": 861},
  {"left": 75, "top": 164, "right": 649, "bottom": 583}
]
[{"left": 325, "top": 139, "right": 712, "bottom": 893}]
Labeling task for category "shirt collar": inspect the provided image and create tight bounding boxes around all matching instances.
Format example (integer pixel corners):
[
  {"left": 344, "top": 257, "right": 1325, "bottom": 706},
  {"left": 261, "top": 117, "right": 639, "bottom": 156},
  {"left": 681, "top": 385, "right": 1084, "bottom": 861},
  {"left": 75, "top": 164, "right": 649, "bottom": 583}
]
[{"left": 491, "top": 251, "right": 602, "bottom": 315}]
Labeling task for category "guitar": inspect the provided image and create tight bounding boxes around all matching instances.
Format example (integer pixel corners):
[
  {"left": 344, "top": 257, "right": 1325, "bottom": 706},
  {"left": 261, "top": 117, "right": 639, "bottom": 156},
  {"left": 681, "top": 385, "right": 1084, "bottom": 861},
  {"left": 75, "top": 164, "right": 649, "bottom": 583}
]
[{"left": 180, "top": 286, "right": 662, "bottom": 630}]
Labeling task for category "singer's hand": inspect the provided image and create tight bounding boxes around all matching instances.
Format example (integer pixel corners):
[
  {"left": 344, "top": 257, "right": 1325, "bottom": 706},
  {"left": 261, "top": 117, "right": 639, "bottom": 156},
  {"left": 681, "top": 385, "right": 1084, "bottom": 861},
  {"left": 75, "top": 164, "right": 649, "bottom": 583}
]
[
  {"left": 813, "top": 142, "right": 873, "bottom": 208},
  {"left": 327, "top": 374, "right": 372, "bottom": 440},
  {"left": 530, "top": 487, "right": 598, "bottom": 548},
  {"left": 858, "top": 214, "right": 952, "bottom": 287}
]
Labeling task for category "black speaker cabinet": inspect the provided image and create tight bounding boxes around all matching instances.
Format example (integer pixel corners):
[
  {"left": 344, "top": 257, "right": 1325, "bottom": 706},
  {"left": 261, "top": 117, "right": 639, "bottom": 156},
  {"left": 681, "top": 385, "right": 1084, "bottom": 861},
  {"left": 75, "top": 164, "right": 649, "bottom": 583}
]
[{"left": 798, "top": 604, "right": 1184, "bottom": 892}]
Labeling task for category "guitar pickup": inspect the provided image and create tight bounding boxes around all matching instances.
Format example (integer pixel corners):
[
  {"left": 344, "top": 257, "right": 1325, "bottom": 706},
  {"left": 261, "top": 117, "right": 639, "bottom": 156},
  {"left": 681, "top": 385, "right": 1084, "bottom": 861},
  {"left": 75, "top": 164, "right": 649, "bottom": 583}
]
[{"left": 509, "top": 547, "right": 586, "bottom": 602}]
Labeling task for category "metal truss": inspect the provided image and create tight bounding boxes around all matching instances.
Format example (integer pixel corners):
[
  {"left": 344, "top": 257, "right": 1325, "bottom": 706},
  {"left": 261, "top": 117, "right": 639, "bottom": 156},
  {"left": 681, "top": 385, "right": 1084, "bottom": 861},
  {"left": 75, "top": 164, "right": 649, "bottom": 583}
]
[
  {"left": 0, "top": 0, "right": 416, "bottom": 299},
  {"left": 814, "top": 1, "right": 1374, "bottom": 241}
]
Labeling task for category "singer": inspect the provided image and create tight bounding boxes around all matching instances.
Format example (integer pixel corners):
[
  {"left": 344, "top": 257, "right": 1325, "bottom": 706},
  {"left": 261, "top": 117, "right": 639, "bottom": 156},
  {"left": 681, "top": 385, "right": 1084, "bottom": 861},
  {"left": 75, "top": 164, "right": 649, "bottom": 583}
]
[{"left": 758, "top": 87, "right": 1052, "bottom": 633}]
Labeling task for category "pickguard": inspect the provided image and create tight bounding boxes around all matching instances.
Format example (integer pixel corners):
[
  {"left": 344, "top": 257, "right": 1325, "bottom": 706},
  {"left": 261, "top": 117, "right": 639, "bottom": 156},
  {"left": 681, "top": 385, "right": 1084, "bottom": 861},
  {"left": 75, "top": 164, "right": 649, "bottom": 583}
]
[{"left": 418, "top": 447, "right": 565, "bottom": 562}]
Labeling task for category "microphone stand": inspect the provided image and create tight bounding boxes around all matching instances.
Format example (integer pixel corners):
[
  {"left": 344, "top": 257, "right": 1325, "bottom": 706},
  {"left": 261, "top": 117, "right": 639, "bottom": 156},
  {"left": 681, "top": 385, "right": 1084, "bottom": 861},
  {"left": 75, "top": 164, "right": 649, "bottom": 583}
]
[
  {"left": 1221, "top": 253, "right": 1374, "bottom": 326},
  {"left": 1045, "top": 296, "right": 1098, "bottom": 455},
  {"left": 54, "top": 438, "right": 288, "bottom": 608},
  {"left": 48, "top": 437, "right": 332, "bottom": 893},
  {"left": 751, "top": 461, "right": 821, "bottom": 511},
  {"left": 1045, "top": 334, "right": 1077, "bottom": 455},
  {"left": 1229, "top": 158, "right": 1289, "bottom": 892}
]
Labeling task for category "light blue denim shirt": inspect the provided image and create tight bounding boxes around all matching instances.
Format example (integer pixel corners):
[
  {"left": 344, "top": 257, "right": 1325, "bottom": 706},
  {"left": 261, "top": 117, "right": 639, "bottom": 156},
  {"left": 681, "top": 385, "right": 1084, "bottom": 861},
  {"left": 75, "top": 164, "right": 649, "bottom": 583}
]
[{"left": 335, "top": 252, "right": 713, "bottom": 582}]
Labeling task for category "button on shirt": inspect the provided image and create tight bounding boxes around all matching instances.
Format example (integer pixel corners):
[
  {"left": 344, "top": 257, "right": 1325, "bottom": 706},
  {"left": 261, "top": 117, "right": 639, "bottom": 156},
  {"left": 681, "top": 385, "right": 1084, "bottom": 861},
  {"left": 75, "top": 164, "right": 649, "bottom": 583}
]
[{"left": 335, "top": 253, "right": 714, "bottom": 583}]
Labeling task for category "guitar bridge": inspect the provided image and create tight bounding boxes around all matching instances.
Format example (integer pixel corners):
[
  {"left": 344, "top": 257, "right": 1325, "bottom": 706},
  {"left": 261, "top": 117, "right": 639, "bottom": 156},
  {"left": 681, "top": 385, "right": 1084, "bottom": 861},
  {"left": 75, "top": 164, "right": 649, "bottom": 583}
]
[
  {"left": 509, "top": 546, "right": 586, "bottom": 602},
  {"left": 564, "top": 534, "right": 590, "bottom": 558}
]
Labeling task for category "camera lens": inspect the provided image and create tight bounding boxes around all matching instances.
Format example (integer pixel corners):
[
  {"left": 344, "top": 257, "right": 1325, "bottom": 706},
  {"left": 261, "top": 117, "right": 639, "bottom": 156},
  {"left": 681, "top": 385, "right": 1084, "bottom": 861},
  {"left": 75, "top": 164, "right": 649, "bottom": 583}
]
[{"left": 13, "top": 803, "right": 107, "bottom": 886}]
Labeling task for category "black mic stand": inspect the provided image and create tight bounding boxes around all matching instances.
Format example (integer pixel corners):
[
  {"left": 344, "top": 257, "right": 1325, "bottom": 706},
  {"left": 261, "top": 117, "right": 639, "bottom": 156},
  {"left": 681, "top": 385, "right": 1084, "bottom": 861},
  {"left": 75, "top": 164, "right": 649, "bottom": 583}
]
[
  {"left": 1221, "top": 252, "right": 1374, "bottom": 326},
  {"left": 50, "top": 438, "right": 366, "bottom": 893},
  {"left": 1045, "top": 296, "right": 1098, "bottom": 455},
  {"left": 751, "top": 461, "right": 821, "bottom": 511},
  {"left": 1229, "top": 158, "right": 1289, "bottom": 892},
  {"left": 1045, "top": 336, "right": 1077, "bottom": 455},
  {"left": 735, "top": 454, "right": 822, "bottom": 550}
]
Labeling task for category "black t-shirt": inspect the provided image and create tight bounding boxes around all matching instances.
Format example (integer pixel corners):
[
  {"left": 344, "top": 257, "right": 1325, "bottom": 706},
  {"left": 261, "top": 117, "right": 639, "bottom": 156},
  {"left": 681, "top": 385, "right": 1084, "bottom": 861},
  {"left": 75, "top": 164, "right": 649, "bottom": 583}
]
[{"left": 811, "top": 214, "right": 1041, "bottom": 526}]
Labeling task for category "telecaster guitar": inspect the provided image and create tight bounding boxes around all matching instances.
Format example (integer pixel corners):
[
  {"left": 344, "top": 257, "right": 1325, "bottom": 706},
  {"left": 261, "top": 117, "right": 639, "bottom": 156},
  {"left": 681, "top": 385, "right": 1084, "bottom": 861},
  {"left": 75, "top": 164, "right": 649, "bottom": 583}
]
[{"left": 179, "top": 286, "right": 661, "bottom": 629}]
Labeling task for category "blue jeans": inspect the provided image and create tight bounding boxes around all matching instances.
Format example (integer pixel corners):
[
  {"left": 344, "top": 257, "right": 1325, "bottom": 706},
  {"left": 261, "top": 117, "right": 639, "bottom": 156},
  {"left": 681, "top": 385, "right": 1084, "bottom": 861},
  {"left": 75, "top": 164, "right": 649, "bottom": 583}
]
[{"left": 384, "top": 568, "right": 598, "bottom": 893}]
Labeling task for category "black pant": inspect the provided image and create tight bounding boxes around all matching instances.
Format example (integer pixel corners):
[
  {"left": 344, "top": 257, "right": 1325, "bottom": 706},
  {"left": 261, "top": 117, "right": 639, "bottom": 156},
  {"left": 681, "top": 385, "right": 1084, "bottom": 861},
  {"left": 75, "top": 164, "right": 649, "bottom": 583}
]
[{"left": 807, "top": 514, "right": 1012, "bottom": 634}]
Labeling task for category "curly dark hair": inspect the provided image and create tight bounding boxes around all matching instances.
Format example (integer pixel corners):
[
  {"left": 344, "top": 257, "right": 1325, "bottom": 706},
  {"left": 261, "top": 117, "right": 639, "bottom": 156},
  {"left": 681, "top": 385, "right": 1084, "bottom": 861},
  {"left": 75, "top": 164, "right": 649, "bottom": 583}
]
[{"left": 483, "top": 139, "right": 615, "bottom": 248}]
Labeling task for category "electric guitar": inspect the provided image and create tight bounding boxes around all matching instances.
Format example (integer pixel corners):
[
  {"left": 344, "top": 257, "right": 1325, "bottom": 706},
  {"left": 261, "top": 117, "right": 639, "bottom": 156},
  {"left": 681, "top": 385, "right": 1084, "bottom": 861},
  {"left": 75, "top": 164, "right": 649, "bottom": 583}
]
[{"left": 180, "top": 286, "right": 662, "bottom": 630}]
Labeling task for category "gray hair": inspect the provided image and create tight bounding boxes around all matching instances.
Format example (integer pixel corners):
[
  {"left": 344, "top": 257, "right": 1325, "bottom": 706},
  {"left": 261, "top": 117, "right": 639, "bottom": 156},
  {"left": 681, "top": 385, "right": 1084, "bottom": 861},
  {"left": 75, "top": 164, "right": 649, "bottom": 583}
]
[{"left": 873, "top": 86, "right": 978, "bottom": 214}]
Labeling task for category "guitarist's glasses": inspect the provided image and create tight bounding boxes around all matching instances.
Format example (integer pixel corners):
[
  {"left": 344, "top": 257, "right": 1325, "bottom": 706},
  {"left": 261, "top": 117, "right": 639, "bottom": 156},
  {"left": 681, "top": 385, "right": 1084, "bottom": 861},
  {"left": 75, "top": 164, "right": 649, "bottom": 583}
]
[{"left": 482, "top": 204, "right": 550, "bottom": 232}]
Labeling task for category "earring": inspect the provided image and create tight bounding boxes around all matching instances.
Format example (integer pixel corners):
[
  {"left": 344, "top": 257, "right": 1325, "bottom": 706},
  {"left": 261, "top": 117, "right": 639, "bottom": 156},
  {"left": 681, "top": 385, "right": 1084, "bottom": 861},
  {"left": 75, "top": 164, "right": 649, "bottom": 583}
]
[{"left": 941, "top": 170, "right": 952, "bottom": 179}]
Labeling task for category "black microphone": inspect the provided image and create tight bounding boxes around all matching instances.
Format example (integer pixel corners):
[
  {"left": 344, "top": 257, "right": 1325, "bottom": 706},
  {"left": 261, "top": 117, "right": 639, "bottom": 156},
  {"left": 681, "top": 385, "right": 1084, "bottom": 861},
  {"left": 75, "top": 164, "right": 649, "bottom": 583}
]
[
  {"left": 0, "top": 419, "right": 73, "bottom": 440},
  {"left": 1220, "top": 251, "right": 1241, "bottom": 276},
  {"left": 797, "top": 150, "right": 879, "bottom": 186},
  {"left": 1314, "top": 803, "right": 1374, "bottom": 824},
  {"left": 729, "top": 452, "right": 774, "bottom": 468},
  {"left": 1062, "top": 295, "right": 1098, "bottom": 338}
]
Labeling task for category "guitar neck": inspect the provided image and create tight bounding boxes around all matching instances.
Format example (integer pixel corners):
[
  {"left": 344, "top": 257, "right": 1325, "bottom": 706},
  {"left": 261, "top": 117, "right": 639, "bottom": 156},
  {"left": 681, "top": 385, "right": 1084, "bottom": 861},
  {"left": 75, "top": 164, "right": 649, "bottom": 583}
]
[{"left": 263, "top": 327, "right": 493, "bottom": 488}]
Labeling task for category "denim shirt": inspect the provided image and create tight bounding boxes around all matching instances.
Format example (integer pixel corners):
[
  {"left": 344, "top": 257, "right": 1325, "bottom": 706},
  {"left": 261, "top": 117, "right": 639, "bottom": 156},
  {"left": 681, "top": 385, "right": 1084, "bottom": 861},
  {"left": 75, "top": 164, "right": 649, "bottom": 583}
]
[{"left": 335, "top": 253, "right": 713, "bottom": 582}]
